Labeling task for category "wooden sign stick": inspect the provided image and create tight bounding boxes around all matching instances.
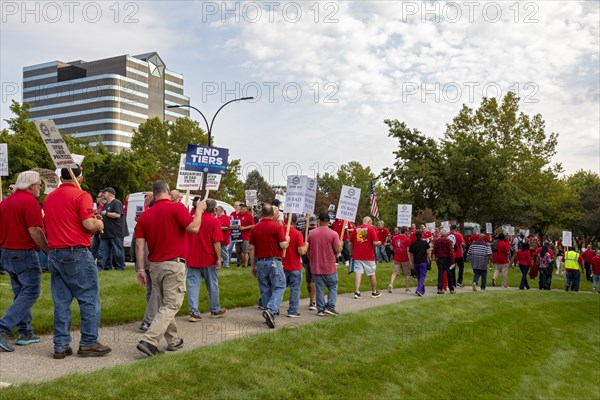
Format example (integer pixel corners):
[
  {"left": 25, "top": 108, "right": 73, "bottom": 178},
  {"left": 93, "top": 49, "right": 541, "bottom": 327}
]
[
  {"left": 282, "top": 212, "right": 293, "bottom": 257},
  {"left": 68, "top": 168, "right": 81, "bottom": 190},
  {"left": 305, "top": 213, "right": 310, "bottom": 239},
  {"left": 185, "top": 190, "right": 191, "bottom": 207}
]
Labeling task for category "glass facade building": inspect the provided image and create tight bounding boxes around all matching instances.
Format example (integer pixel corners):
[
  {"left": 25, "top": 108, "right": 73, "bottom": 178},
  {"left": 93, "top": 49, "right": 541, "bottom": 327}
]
[{"left": 23, "top": 52, "right": 189, "bottom": 152}]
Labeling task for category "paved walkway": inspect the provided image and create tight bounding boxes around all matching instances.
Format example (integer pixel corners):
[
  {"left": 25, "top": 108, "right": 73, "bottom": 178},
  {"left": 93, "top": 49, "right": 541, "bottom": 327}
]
[{"left": 0, "top": 285, "right": 509, "bottom": 387}]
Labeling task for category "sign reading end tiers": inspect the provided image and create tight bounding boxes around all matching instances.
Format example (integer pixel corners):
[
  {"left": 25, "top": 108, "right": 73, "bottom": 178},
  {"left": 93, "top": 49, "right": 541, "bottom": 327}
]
[{"left": 185, "top": 144, "right": 229, "bottom": 174}]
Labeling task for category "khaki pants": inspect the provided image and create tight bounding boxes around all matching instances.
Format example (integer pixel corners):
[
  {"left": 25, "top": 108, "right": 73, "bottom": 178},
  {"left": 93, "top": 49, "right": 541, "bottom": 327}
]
[
  {"left": 493, "top": 263, "right": 509, "bottom": 287},
  {"left": 143, "top": 260, "right": 186, "bottom": 347}
]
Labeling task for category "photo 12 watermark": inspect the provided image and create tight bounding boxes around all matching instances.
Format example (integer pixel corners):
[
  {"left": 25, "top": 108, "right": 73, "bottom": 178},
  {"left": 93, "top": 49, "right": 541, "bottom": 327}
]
[
  {"left": 398, "top": 1, "right": 540, "bottom": 24},
  {"left": 200, "top": 1, "right": 340, "bottom": 24},
  {"left": 201, "top": 81, "right": 340, "bottom": 104},
  {"left": 401, "top": 81, "right": 539, "bottom": 104},
  {"left": 240, "top": 160, "right": 340, "bottom": 184},
  {"left": 1, "top": 1, "right": 140, "bottom": 24}
]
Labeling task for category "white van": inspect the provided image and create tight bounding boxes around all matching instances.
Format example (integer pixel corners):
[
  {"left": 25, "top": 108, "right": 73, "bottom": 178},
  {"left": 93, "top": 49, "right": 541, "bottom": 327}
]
[{"left": 123, "top": 192, "right": 234, "bottom": 261}]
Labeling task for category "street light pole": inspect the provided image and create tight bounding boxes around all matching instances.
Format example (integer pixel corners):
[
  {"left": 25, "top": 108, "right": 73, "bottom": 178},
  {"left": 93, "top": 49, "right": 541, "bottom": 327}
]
[{"left": 168, "top": 97, "right": 253, "bottom": 146}]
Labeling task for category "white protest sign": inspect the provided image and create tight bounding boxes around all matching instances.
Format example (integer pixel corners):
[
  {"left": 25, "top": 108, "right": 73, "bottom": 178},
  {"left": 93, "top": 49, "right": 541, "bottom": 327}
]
[
  {"left": 32, "top": 168, "right": 61, "bottom": 194},
  {"left": 397, "top": 204, "right": 412, "bottom": 227},
  {"left": 337, "top": 185, "right": 361, "bottom": 222},
  {"left": 55, "top": 154, "right": 85, "bottom": 177},
  {"left": 245, "top": 190, "right": 258, "bottom": 206},
  {"left": 284, "top": 175, "right": 317, "bottom": 215},
  {"left": 0, "top": 143, "right": 8, "bottom": 176},
  {"left": 562, "top": 231, "right": 572, "bottom": 247},
  {"left": 275, "top": 194, "right": 286, "bottom": 211},
  {"left": 426, "top": 222, "right": 436, "bottom": 232},
  {"left": 442, "top": 221, "right": 450, "bottom": 231},
  {"left": 176, "top": 154, "right": 202, "bottom": 191},
  {"left": 486, "top": 223, "right": 493, "bottom": 234},
  {"left": 508, "top": 226, "right": 515, "bottom": 235},
  {"left": 197, "top": 170, "right": 222, "bottom": 191},
  {"left": 33, "top": 120, "right": 77, "bottom": 169},
  {"left": 520, "top": 229, "right": 530, "bottom": 237}
]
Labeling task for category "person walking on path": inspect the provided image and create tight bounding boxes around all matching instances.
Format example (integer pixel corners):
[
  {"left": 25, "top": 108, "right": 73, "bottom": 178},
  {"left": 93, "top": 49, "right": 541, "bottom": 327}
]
[
  {"left": 408, "top": 230, "right": 431, "bottom": 297},
  {"left": 0, "top": 171, "right": 48, "bottom": 352},
  {"left": 513, "top": 242, "right": 533, "bottom": 290},
  {"left": 467, "top": 234, "right": 493, "bottom": 291},
  {"left": 308, "top": 212, "right": 342, "bottom": 316},
  {"left": 43, "top": 166, "right": 110, "bottom": 359},
  {"left": 389, "top": 227, "right": 413, "bottom": 293},
  {"left": 432, "top": 229, "right": 456, "bottom": 294},
  {"left": 564, "top": 248, "right": 584, "bottom": 292},
  {"left": 350, "top": 217, "right": 382, "bottom": 299},
  {"left": 134, "top": 180, "right": 206, "bottom": 357},
  {"left": 249, "top": 204, "right": 290, "bottom": 329},
  {"left": 282, "top": 214, "right": 308, "bottom": 318}
]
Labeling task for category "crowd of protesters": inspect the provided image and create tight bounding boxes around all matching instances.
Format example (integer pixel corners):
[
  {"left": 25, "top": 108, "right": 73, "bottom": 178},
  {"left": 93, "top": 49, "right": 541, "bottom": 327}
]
[{"left": 1, "top": 171, "right": 599, "bottom": 358}]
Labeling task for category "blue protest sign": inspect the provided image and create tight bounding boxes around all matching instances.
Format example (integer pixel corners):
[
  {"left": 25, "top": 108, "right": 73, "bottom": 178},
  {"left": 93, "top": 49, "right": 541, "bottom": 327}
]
[{"left": 185, "top": 144, "right": 229, "bottom": 174}]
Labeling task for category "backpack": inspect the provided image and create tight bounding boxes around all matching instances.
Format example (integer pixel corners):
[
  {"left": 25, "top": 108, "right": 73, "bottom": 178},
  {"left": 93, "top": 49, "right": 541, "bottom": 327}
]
[
  {"left": 492, "top": 240, "right": 498, "bottom": 253},
  {"left": 537, "top": 253, "right": 550, "bottom": 269},
  {"left": 517, "top": 238, "right": 525, "bottom": 250}
]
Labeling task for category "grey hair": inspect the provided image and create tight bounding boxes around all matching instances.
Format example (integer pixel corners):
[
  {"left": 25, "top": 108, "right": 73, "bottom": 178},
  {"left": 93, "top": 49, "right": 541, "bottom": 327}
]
[
  {"left": 363, "top": 216, "right": 372, "bottom": 224},
  {"left": 152, "top": 180, "right": 169, "bottom": 196},
  {"left": 16, "top": 171, "right": 40, "bottom": 190},
  {"left": 205, "top": 199, "right": 217, "bottom": 213},
  {"left": 440, "top": 228, "right": 448, "bottom": 236}
]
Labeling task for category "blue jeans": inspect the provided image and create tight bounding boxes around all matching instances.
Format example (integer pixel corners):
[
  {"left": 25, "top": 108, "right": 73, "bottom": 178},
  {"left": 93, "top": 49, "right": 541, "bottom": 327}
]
[
  {"left": 284, "top": 270, "right": 302, "bottom": 315},
  {"left": 314, "top": 272, "right": 338, "bottom": 312},
  {"left": 98, "top": 238, "right": 125, "bottom": 270},
  {"left": 565, "top": 270, "right": 580, "bottom": 292},
  {"left": 473, "top": 268, "right": 488, "bottom": 289},
  {"left": 256, "top": 259, "right": 286, "bottom": 317},
  {"left": 593, "top": 274, "right": 600, "bottom": 290},
  {"left": 48, "top": 248, "right": 101, "bottom": 352},
  {"left": 187, "top": 266, "right": 221, "bottom": 313},
  {"left": 91, "top": 235, "right": 101, "bottom": 260},
  {"left": 375, "top": 245, "right": 388, "bottom": 262},
  {"left": 221, "top": 245, "right": 230, "bottom": 268},
  {"left": 0, "top": 249, "right": 42, "bottom": 336}
]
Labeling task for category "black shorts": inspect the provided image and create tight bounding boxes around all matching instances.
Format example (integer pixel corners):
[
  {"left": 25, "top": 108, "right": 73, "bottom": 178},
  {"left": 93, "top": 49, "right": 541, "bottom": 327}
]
[{"left": 301, "top": 255, "right": 313, "bottom": 283}]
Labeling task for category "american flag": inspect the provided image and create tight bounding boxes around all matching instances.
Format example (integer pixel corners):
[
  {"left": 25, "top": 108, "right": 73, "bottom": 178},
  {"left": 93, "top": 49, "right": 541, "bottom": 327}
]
[{"left": 370, "top": 180, "right": 379, "bottom": 219}]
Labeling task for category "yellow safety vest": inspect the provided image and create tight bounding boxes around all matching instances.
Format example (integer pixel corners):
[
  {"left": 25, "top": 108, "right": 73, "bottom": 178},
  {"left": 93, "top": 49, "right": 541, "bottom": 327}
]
[{"left": 564, "top": 251, "right": 581, "bottom": 271}]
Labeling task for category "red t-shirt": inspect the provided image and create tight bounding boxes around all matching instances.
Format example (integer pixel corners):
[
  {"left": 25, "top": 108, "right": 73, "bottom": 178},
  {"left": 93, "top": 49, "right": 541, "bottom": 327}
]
[
  {"left": 249, "top": 218, "right": 285, "bottom": 258},
  {"left": 451, "top": 232, "right": 465, "bottom": 258},
  {"left": 583, "top": 249, "right": 596, "bottom": 263},
  {"left": 422, "top": 230, "right": 433, "bottom": 243},
  {"left": 391, "top": 234, "right": 411, "bottom": 262},
  {"left": 308, "top": 226, "right": 341, "bottom": 275},
  {"left": 377, "top": 227, "right": 390, "bottom": 244},
  {"left": 332, "top": 219, "right": 355, "bottom": 241},
  {"left": 0, "top": 190, "right": 43, "bottom": 250},
  {"left": 409, "top": 229, "right": 417, "bottom": 243},
  {"left": 533, "top": 247, "right": 555, "bottom": 260},
  {"left": 187, "top": 212, "right": 224, "bottom": 268},
  {"left": 134, "top": 198, "right": 193, "bottom": 262},
  {"left": 43, "top": 183, "right": 95, "bottom": 248},
  {"left": 239, "top": 211, "right": 254, "bottom": 241},
  {"left": 350, "top": 224, "right": 378, "bottom": 261},
  {"left": 218, "top": 214, "right": 231, "bottom": 246},
  {"left": 591, "top": 256, "right": 600, "bottom": 275},
  {"left": 282, "top": 227, "right": 304, "bottom": 271},
  {"left": 493, "top": 240, "right": 511, "bottom": 264},
  {"left": 513, "top": 249, "right": 532, "bottom": 267}
]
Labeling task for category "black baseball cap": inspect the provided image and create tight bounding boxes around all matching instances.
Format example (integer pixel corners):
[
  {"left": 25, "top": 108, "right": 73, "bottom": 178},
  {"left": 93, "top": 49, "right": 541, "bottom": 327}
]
[
  {"left": 101, "top": 187, "right": 116, "bottom": 195},
  {"left": 318, "top": 212, "right": 330, "bottom": 222},
  {"left": 60, "top": 165, "right": 82, "bottom": 180}
]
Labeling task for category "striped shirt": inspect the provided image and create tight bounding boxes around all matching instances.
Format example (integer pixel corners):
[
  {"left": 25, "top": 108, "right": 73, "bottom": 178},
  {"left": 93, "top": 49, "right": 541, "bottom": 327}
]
[{"left": 467, "top": 240, "right": 492, "bottom": 270}]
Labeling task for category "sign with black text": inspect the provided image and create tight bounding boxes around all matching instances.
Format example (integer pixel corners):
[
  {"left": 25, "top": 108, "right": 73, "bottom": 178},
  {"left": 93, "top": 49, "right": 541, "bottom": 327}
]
[
  {"left": 284, "top": 175, "right": 317, "bottom": 215},
  {"left": 337, "top": 185, "right": 361, "bottom": 223},
  {"left": 33, "top": 120, "right": 77, "bottom": 169},
  {"left": 185, "top": 144, "right": 229, "bottom": 174},
  {"left": 397, "top": 204, "right": 413, "bottom": 227},
  {"left": 176, "top": 154, "right": 202, "bottom": 191},
  {"left": 0, "top": 143, "right": 8, "bottom": 176}
]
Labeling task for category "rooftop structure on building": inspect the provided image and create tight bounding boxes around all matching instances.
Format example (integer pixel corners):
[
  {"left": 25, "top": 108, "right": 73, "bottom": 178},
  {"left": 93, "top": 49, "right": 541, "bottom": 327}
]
[{"left": 23, "top": 52, "right": 189, "bottom": 152}]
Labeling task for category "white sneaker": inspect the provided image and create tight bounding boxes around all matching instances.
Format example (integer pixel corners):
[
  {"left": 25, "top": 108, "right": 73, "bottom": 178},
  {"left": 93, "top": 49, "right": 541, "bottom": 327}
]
[
  {"left": 388, "top": 284, "right": 393, "bottom": 293},
  {"left": 472, "top": 282, "right": 477, "bottom": 292}
]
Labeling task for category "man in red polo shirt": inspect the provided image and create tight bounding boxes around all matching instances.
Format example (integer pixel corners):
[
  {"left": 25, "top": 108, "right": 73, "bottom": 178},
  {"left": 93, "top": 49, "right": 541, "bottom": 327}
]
[
  {"left": 448, "top": 224, "right": 466, "bottom": 287},
  {"left": 375, "top": 221, "right": 390, "bottom": 263},
  {"left": 43, "top": 166, "right": 109, "bottom": 359},
  {"left": 332, "top": 218, "right": 355, "bottom": 265},
  {"left": 582, "top": 245, "right": 595, "bottom": 282},
  {"left": 187, "top": 199, "right": 226, "bottom": 322},
  {"left": 350, "top": 216, "right": 382, "bottom": 299},
  {"left": 282, "top": 214, "right": 308, "bottom": 318},
  {"left": 388, "top": 226, "right": 412, "bottom": 293},
  {"left": 239, "top": 203, "right": 255, "bottom": 268},
  {"left": 0, "top": 171, "right": 48, "bottom": 352},
  {"left": 491, "top": 233, "right": 511, "bottom": 288},
  {"left": 250, "top": 204, "right": 289, "bottom": 329},
  {"left": 216, "top": 205, "right": 231, "bottom": 268},
  {"left": 134, "top": 180, "right": 205, "bottom": 357}
]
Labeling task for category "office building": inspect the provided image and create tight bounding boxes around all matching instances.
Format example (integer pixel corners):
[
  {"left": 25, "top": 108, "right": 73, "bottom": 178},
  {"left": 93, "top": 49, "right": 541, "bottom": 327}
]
[{"left": 22, "top": 52, "right": 189, "bottom": 151}]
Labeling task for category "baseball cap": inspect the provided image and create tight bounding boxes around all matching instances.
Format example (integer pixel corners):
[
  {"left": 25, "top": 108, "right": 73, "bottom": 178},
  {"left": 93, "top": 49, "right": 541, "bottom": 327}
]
[
  {"left": 239, "top": 202, "right": 248, "bottom": 207},
  {"left": 60, "top": 165, "right": 82, "bottom": 180},
  {"left": 318, "top": 212, "right": 330, "bottom": 222}
]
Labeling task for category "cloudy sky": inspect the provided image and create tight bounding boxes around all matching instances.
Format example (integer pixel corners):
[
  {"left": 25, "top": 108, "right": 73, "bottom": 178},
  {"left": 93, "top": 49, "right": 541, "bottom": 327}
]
[{"left": 1, "top": 1, "right": 598, "bottom": 184}]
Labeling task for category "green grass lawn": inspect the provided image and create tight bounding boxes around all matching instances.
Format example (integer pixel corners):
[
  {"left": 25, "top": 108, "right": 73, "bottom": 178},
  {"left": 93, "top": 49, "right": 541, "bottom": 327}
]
[
  {"left": 3, "top": 291, "right": 599, "bottom": 399},
  {"left": 0, "top": 262, "right": 596, "bottom": 335}
]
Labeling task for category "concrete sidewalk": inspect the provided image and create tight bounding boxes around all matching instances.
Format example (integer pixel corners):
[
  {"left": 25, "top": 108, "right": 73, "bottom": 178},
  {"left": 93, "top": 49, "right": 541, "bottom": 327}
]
[{"left": 0, "top": 285, "right": 508, "bottom": 386}]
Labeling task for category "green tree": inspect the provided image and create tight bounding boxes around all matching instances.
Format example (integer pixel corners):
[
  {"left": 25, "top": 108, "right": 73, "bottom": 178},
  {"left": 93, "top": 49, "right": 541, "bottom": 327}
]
[{"left": 244, "top": 169, "right": 275, "bottom": 204}]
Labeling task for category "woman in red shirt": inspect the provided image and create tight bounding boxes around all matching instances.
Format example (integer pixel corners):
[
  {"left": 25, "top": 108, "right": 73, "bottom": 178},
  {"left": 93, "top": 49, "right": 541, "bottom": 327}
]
[{"left": 513, "top": 242, "right": 532, "bottom": 290}]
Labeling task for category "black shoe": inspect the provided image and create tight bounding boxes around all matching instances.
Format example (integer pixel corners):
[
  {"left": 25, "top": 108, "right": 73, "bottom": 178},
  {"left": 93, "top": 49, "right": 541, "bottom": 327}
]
[
  {"left": 53, "top": 346, "right": 73, "bottom": 359},
  {"left": 324, "top": 307, "right": 339, "bottom": 316},
  {"left": 262, "top": 310, "right": 275, "bottom": 329},
  {"left": 139, "top": 322, "right": 150, "bottom": 332},
  {"left": 492, "top": 279, "right": 496, "bottom": 287},
  {"left": 137, "top": 340, "right": 163, "bottom": 357},
  {"left": 166, "top": 338, "right": 184, "bottom": 351}
]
